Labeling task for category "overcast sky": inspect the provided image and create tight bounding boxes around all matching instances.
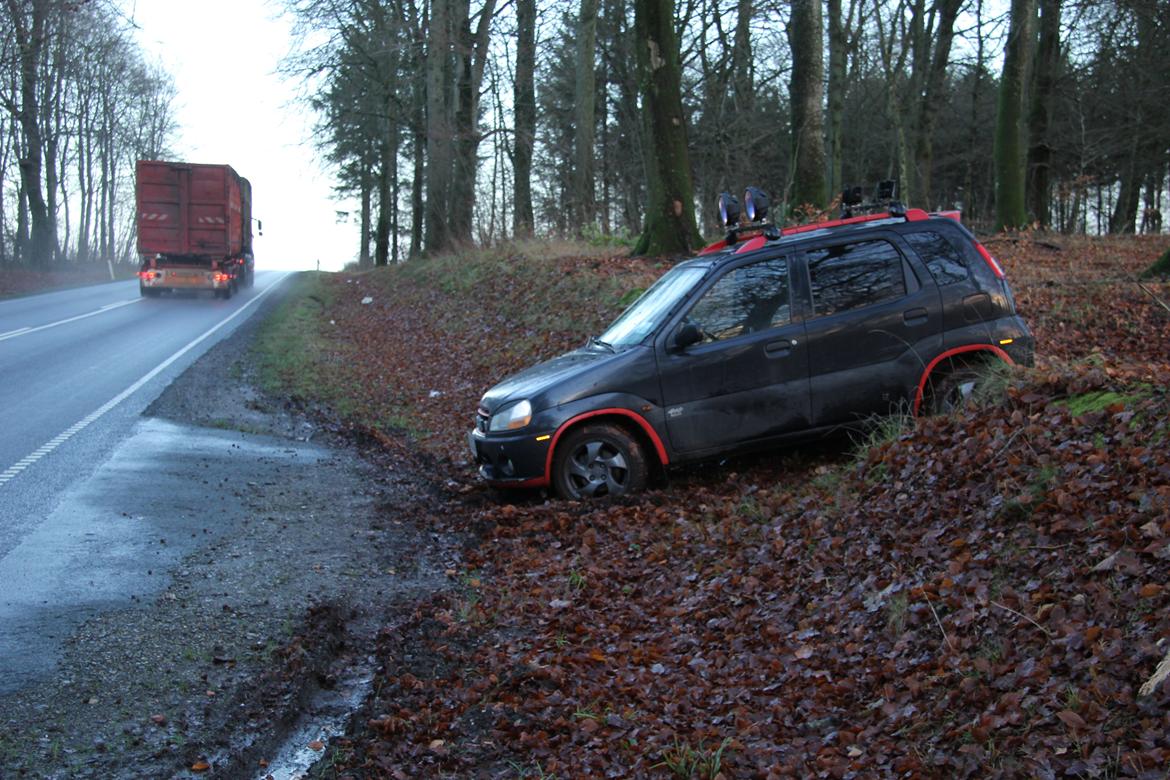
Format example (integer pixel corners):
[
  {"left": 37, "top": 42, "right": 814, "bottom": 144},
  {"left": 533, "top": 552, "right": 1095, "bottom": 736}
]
[{"left": 126, "top": 0, "right": 356, "bottom": 272}]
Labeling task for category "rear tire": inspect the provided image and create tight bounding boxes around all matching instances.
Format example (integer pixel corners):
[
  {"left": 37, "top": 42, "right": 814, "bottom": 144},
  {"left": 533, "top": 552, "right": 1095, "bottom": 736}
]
[
  {"left": 552, "top": 423, "right": 647, "bottom": 500},
  {"left": 929, "top": 367, "right": 982, "bottom": 414}
]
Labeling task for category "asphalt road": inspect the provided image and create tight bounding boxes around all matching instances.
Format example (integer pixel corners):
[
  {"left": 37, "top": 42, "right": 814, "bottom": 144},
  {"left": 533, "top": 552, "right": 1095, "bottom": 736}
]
[{"left": 0, "top": 273, "right": 290, "bottom": 689}]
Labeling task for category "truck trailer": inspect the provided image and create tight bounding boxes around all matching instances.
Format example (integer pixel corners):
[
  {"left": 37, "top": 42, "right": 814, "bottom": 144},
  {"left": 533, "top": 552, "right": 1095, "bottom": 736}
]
[{"left": 135, "top": 160, "right": 255, "bottom": 298}]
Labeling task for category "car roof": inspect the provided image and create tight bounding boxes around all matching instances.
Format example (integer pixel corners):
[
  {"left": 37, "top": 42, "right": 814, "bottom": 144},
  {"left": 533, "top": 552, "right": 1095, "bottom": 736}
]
[{"left": 693, "top": 208, "right": 966, "bottom": 266}]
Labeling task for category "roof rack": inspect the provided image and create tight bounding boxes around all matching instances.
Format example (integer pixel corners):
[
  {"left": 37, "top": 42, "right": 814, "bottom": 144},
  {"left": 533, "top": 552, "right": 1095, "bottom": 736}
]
[
  {"left": 697, "top": 181, "right": 946, "bottom": 257},
  {"left": 840, "top": 180, "right": 900, "bottom": 218}
]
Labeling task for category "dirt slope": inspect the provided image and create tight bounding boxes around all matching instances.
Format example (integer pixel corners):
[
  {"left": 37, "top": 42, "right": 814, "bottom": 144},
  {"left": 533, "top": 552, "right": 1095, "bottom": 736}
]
[{"left": 292, "top": 237, "right": 1170, "bottom": 778}]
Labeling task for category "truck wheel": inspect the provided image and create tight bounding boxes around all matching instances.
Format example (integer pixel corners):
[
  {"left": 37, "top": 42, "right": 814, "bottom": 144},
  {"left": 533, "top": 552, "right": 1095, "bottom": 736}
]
[{"left": 552, "top": 423, "right": 647, "bottom": 500}]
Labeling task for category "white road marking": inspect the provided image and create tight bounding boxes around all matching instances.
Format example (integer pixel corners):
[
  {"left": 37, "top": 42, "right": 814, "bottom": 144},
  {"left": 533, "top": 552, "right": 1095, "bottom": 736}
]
[
  {"left": 0, "top": 274, "right": 290, "bottom": 488},
  {"left": 0, "top": 298, "right": 141, "bottom": 342}
]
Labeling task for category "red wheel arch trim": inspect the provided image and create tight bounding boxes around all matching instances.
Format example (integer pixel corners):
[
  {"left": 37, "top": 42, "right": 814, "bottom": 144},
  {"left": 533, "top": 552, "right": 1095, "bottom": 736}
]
[
  {"left": 543, "top": 408, "right": 670, "bottom": 482},
  {"left": 914, "top": 344, "right": 1014, "bottom": 414}
]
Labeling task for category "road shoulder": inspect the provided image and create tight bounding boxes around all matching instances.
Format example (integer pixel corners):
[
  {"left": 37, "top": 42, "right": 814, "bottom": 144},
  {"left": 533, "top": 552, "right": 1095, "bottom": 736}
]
[{"left": 0, "top": 279, "right": 457, "bottom": 778}]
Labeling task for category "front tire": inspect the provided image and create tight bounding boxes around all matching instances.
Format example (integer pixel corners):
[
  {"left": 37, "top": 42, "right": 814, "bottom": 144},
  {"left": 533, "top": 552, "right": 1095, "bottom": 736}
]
[{"left": 552, "top": 423, "right": 647, "bottom": 500}]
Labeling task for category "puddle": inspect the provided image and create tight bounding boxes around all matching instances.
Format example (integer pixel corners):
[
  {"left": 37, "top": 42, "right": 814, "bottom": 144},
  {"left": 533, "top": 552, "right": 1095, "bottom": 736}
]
[{"left": 252, "top": 664, "right": 375, "bottom": 779}]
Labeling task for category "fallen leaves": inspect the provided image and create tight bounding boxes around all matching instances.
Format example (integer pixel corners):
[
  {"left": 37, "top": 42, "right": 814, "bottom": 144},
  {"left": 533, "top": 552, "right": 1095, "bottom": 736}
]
[{"left": 308, "top": 237, "right": 1170, "bottom": 776}]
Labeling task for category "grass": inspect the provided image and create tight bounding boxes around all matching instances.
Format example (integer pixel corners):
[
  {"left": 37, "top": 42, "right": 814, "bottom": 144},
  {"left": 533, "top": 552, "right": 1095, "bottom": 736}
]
[
  {"left": 854, "top": 408, "right": 916, "bottom": 463},
  {"left": 251, "top": 272, "right": 352, "bottom": 414},
  {"left": 253, "top": 243, "right": 660, "bottom": 454},
  {"left": 652, "top": 736, "right": 733, "bottom": 779},
  {"left": 886, "top": 592, "right": 910, "bottom": 635},
  {"left": 1054, "top": 390, "right": 1140, "bottom": 417}
]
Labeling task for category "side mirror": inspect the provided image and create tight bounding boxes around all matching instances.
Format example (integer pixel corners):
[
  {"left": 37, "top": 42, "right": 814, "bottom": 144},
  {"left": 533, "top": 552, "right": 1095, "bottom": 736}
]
[{"left": 671, "top": 321, "right": 702, "bottom": 351}]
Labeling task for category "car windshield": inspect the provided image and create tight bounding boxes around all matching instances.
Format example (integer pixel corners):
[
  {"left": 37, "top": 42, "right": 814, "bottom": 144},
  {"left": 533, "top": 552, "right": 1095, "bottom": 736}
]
[{"left": 597, "top": 265, "right": 708, "bottom": 348}]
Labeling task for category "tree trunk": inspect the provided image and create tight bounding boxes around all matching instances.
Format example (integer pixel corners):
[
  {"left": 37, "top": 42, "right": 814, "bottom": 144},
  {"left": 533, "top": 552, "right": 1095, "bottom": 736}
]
[
  {"left": 512, "top": 0, "right": 536, "bottom": 238},
  {"left": 787, "top": 0, "right": 827, "bottom": 212},
  {"left": 1026, "top": 0, "right": 1060, "bottom": 227},
  {"left": 911, "top": 0, "right": 962, "bottom": 208},
  {"left": 359, "top": 155, "right": 373, "bottom": 268},
  {"left": 994, "top": 0, "right": 1035, "bottom": 230},
  {"left": 424, "top": 0, "right": 454, "bottom": 254},
  {"left": 826, "top": 0, "right": 847, "bottom": 201},
  {"left": 448, "top": 0, "right": 496, "bottom": 245},
  {"left": 7, "top": 0, "right": 54, "bottom": 266},
  {"left": 730, "top": 0, "right": 754, "bottom": 112},
  {"left": 375, "top": 125, "right": 393, "bottom": 265},
  {"left": 16, "top": 184, "right": 29, "bottom": 263},
  {"left": 573, "top": 0, "right": 600, "bottom": 233},
  {"left": 1109, "top": 146, "right": 1142, "bottom": 235},
  {"left": 631, "top": 0, "right": 701, "bottom": 256}
]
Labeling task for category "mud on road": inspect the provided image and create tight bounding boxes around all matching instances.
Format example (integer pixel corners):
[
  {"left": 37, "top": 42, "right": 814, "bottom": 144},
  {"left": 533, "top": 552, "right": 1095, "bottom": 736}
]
[{"left": 0, "top": 278, "right": 460, "bottom": 778}]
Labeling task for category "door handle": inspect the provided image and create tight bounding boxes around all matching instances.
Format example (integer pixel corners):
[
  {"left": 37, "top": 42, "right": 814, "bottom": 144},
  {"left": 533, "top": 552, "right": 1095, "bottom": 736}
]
[
  {"left": 903, "top": 307, "right": 929, "bottom": 325},
  {"left": 765, "top": 338, "right": 796, "bottom": 357}
]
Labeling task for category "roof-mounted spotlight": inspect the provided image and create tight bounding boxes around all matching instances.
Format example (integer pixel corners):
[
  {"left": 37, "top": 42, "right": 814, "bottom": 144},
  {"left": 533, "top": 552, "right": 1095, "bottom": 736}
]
[
  {"left": 876, "top": 179, "right": 896, "bottom": 201},
  {"left": 744, "top": 187, "right": 770, "bottom": 222},
  {"left": 717, "top": 192, "right": 740, "bottom": 228},
  {"left": 840, "top": 186, "right": 864, "bottom": 218}
]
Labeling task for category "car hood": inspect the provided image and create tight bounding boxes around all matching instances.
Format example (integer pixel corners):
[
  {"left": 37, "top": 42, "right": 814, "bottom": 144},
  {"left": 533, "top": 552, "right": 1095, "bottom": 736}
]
[{"left": 479, "top": 347, "right": 619, "bottom": 415}]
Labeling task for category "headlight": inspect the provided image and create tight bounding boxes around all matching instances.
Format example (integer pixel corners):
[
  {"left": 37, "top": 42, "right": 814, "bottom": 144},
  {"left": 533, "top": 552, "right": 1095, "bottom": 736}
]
[{"left": 489, "top": 400, "right": 532, "bottom": 432}]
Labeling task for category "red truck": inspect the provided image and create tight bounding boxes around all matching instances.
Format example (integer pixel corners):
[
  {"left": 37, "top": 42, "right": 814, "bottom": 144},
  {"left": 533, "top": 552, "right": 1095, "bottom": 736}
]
[{"left": 135, "top": 160, "right": 256, "bottom": 298}]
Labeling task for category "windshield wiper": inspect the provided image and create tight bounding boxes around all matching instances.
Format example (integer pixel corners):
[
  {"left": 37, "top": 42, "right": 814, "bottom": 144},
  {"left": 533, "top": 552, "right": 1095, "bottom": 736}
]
[{"left": 588, "top": 336, "right": 615, "bottom": 352}]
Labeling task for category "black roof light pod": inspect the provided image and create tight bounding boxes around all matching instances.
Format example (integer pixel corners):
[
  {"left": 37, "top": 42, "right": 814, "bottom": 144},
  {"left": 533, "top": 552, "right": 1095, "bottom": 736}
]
[
  {"left": 717, "top": 192, "right": 741, "bottom": 228},
  {"left": 744, "top": 186, "right": 770, "bottom": 222}
]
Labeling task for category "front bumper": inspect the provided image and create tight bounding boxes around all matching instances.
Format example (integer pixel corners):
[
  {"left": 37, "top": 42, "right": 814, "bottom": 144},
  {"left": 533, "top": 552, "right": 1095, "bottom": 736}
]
[{"left": 468, "top": 427, "right": 552, "bottom": 486}]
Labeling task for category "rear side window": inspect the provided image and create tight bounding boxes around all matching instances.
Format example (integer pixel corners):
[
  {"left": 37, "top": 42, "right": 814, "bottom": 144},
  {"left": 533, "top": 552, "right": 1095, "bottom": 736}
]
[
  {"left": 904, "top": 231, "right": 969, "bottom": 286},
  {"left": 807, "top": 240, "right": 906, "bottom": 317},
  {"left": 687, "top": 257, "right": 790, "bottom": 342}
]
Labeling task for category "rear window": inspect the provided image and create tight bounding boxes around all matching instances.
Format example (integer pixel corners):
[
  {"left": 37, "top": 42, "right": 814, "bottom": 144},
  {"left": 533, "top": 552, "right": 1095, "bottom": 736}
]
[
  {"left": 807, "top": 240, "right": 906, "bottom": 317},
  {"left": 904, "top": 231, "right": 969, "bottom": 286}
]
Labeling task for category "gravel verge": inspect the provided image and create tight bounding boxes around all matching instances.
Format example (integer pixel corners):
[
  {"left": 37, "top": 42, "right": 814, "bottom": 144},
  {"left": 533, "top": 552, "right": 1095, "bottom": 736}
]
[{"left": 0, "top": 276, "right": 457, "bottom": 778}]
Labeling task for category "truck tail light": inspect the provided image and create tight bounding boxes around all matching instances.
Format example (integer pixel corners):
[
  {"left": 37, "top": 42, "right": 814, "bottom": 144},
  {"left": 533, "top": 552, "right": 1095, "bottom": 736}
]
[
  {"left": 213, "top": 272, "right": 230, "bottom": 283},
  {"left": 974, "top": 242, "right": 1006, "bottom": 279},
  {"left": 139, "top": 271, "right": 157, "bottom": 280}
]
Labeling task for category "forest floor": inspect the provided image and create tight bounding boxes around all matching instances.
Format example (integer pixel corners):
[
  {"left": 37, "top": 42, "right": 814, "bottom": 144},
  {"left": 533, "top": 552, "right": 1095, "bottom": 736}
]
[{"left": 257, "top": 233, "right": 1170, "bottom": 778}]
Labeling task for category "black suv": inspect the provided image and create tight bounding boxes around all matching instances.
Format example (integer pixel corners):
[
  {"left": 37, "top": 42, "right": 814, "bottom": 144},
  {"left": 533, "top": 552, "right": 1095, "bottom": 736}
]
[{"left": 469, "top": 201, "right": 1033, "bottom": 499}]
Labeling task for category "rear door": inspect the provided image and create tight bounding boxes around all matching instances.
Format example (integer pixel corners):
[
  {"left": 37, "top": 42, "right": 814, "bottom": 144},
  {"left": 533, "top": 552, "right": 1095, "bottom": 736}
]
[
  {"left": 799, "top": 234, "right": 942, "bottom": 425},
  {"left": 655, "top": 253, "right": 811, "bottom": 454}
]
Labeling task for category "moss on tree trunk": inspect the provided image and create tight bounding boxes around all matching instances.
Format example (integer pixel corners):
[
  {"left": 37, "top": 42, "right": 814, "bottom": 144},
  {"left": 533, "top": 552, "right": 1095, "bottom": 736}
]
[
  {"left": 1141, "top": 246, "right": 1170, "bottom": 278},
  {"left": 631, "top": 0, "right": 702, "bottom": 257}
]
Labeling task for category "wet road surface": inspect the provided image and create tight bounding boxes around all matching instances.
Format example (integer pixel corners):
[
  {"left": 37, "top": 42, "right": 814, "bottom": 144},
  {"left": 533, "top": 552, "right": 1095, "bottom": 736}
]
[{"left": 0, "top": 273, "right": 290, "bottom": 688}]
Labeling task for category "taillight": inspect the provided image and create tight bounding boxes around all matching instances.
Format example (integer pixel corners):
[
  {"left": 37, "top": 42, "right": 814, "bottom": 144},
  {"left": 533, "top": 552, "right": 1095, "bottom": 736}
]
[
  {"left": 974, "top": 242, "right": 1006, "bottom": 279},
  {"left": 138, "top": 271, "right": 156, "bottom": 280},
  {"left": 213, "top": 272, "right": 230, "bottom": 283}
]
